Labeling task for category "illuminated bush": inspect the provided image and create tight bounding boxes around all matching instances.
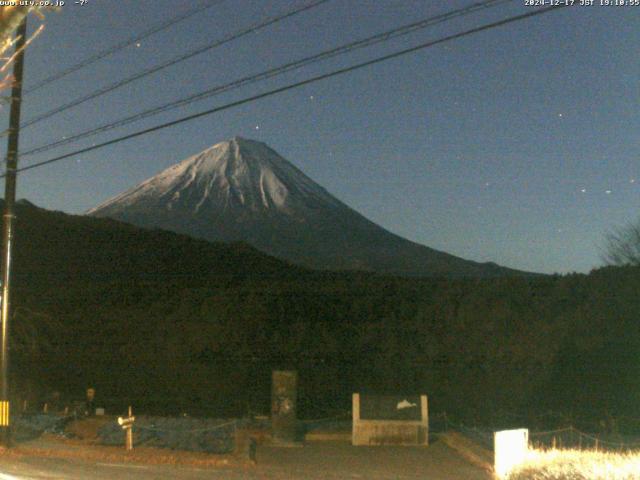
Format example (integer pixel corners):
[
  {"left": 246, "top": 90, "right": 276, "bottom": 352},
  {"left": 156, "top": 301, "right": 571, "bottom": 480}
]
[{"left": 507, "top": 448, "right": 640, "bottom": 480}]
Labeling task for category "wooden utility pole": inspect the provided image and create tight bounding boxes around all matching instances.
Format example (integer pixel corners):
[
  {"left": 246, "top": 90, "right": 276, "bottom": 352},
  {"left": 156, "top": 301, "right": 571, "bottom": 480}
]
[{"left": 0, "top": 17, "right": 27, "bottom": 447}]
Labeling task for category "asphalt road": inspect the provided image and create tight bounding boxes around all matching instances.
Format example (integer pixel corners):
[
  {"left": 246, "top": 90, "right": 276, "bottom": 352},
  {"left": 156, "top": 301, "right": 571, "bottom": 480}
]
[{"left": 0, "top": 441, "right": 492, "bottom": 479}]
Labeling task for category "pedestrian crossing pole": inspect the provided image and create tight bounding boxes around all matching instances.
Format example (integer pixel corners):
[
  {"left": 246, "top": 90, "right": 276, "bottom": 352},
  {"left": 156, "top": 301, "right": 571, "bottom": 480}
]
[{"left": 1, "top": 16, "right": 28, "bottom": 448}]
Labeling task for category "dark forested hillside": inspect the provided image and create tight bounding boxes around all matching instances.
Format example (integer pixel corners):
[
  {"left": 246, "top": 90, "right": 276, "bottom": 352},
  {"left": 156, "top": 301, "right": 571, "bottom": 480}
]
[{"left": 7, "top": 201, "right": 640, "bottom": 425}]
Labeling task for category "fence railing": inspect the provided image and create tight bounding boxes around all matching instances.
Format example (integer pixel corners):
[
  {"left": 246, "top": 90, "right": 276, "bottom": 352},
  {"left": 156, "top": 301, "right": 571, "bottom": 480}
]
[{"left": 430, "top": 413, "right": 640, "bottom": 452}]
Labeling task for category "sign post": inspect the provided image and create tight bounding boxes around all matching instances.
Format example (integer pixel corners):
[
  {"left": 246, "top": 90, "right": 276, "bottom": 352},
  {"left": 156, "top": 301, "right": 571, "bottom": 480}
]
[
  {"left": 117, "top": 406, "right": 135, "bottom": 451},
  {"left": 271, "top": 370, "right": 298, "bottom": 445}
]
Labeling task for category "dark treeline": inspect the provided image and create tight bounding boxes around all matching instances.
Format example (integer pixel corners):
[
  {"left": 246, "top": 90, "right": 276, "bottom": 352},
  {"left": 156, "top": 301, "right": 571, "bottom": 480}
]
[{"left": 7, "top": 201, "right": 640, "bottom": 427}]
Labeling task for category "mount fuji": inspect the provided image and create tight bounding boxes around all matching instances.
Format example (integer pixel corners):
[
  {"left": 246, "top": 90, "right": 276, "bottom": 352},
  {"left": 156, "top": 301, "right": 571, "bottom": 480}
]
[{"left": 88, "top": 137, "right": 525, "bottom": 277}]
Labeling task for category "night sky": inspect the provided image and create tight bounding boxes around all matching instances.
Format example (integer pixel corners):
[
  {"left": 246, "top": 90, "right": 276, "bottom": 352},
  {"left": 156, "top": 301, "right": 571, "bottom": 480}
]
[{"left": 6, "top": 0, "right": 640, "bottom": 274}]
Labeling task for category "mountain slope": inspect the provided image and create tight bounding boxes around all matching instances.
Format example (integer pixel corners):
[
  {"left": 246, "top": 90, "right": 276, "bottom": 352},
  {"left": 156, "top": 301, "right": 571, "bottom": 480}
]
[{"left": 88, "top": 137, "right": 527, "bottom": 277}]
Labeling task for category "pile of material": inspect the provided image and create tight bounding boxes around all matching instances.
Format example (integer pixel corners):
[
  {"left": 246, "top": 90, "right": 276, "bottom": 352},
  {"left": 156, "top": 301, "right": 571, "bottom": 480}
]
[{"left": 12, "top": 413, "right": 71, "bottom": 441}]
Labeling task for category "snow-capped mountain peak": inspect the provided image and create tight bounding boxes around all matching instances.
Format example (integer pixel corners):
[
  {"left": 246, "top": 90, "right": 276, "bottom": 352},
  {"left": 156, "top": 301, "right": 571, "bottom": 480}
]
[
  {"left": 88, "top": 137, "right": 341, "bottom": 217},
  {"left": 88, "top": 137, "right": 525, "bottom": 277}
]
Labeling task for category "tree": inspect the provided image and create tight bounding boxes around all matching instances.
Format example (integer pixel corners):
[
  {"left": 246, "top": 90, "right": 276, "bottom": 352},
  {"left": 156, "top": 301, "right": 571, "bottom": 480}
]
[
  {"left": 0, "top": 7, "right": 47, "bottom": 91},
  {"left": 0, "top": 7, "right": 30, "bottom": 43},
  {"left": 603, "top": 221, "right": 640, "bottom": 266}
]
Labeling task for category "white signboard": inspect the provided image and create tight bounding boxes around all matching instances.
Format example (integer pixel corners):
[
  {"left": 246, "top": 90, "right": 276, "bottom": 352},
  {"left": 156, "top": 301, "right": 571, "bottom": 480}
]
[{"left": 494, "top": 428, "right": 528, "bottom": 478}]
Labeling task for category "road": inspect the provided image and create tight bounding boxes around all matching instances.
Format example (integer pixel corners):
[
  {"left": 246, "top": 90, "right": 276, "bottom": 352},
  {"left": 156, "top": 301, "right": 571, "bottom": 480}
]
[{"left": 0, "top": 440, "right": 492, "bottom": 479}]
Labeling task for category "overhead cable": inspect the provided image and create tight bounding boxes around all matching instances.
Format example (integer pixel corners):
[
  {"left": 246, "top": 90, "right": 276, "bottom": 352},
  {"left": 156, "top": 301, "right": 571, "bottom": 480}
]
[
  {"left": 20, "top": 0, "right": 331, "bottom": 128},
  {"left": 21, "top": 0, "right": 511, "bottom": 158},
  {"left": 9, "top": 5, "right": 567, "bottom": 177},
  {"left": 24, "top": 0, "right": 226, "bottom": 94}
]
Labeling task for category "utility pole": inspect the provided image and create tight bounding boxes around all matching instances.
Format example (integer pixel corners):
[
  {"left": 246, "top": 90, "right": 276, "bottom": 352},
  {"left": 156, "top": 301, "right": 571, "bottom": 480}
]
[{"left": 0, "top": 17, "right": 27, "bottom": 447}]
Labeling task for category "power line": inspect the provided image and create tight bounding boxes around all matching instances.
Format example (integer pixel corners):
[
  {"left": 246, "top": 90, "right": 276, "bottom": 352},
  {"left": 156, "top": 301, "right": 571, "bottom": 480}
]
[
  {"left": 20, "top": 0, "right": 512, "bottom": 158},
  {"left": 20, "top": 0, "right": 331, "bottom": 129},
  {"left": 24, "top": 0, "right": 226, "bottom": 95},
  {"left": 8, "top": 5, "right": 567, "bottom": 177}
]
